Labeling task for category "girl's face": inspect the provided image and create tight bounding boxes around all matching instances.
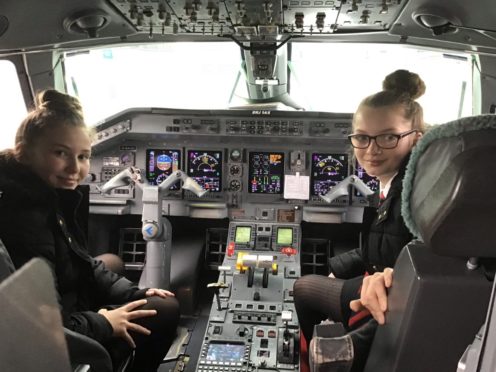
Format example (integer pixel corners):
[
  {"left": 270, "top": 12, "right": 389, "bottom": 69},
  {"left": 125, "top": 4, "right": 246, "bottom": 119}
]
[
  {"left": 353, "top": 105, "right": 421, "bottom": 185},
  {"left": 21, "top": 124, "right": 91, "bottom": 189}
]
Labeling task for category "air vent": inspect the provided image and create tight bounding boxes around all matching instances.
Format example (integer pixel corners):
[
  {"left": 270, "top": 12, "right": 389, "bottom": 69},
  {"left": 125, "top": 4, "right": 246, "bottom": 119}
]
[
  {"left": 63, "top": 9, "right": 109, "bottom": 38},
  {"left": 412, "top": 9, "right": 459, "bottom": 36}
]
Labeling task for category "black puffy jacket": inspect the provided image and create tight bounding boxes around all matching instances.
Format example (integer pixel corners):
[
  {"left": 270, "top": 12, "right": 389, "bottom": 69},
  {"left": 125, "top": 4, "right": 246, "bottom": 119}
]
[
  {"left": 329, "top": 156, "right": 413, "bottom": 279},
  {"left": 0, "top": 153, "right": 147, "bottom": 344}
]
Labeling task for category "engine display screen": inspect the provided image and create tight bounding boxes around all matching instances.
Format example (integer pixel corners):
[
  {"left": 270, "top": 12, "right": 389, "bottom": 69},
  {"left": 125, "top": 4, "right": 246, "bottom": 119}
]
[
  {"left": 146, "top": 149, "right": 181, "bottom": 188},
  {"left": 235, "top": 226, "right": 252, "bottom": 244},
  {"left": 310, "top": 153, "right": 348, "bottom": 196},
  {"left": 276, "top": 227, "right": 293, "bottom": 245},
  {"left": 187, "top": 150, "right": 223, "bottom": 192},
  {"left": 248, "top": 152, "right": 284, "bottom": 194},
  {"left": 355, "top": 162, "right": 379, "bottom": 196},
  {"left": 206, "top": 342, "right": 245, "bottom": 362}
]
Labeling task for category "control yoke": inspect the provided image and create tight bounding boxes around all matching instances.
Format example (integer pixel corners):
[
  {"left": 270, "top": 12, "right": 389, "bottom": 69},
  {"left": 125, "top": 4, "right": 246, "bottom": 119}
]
[
  {"left": 320, "top": 175, "right": 374, "bottom": 203},
  {"left": 99, "top": 166, "right": 144, "bottom": 193},
  {"left": 101, "top": 167, "right": 207, "bottom": 289}
]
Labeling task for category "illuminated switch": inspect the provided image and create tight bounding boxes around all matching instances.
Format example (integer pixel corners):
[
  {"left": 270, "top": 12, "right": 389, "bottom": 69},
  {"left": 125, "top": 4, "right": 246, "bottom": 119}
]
[{"left": 227, "top": 242, "right": 235, "bottom": 257}]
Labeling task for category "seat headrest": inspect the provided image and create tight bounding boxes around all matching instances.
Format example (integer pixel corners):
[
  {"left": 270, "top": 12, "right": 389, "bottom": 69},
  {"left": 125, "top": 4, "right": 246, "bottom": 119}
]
[{"left": 402, "top": 114, "right": 496, "bottom": 257}]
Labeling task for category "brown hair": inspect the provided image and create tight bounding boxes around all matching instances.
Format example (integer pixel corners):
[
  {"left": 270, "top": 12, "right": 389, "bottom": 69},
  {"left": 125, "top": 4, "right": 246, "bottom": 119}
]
[
  {"left": 14, "top": 89, "right": 91, "bottom": 160},
  {"left": 354, "top": 69, "right": 426, "bottom": 133}
]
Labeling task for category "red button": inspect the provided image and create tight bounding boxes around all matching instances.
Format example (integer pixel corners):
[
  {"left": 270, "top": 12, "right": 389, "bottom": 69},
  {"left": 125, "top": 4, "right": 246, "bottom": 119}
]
[
  {"left": 280, "top": 247, "right": 297, "bottom": 256},
  {"left": 227, "top": 242, "right": 235, "bottom": 257}
]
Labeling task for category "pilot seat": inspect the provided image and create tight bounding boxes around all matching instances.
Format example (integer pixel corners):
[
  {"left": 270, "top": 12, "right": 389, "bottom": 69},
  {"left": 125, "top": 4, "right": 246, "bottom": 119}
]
[
  {"left": 0, "top": 239, "right": 130, "bottom": 372},
  {"left": 363, "top": 114, "right": 496, "bottom": 372}
]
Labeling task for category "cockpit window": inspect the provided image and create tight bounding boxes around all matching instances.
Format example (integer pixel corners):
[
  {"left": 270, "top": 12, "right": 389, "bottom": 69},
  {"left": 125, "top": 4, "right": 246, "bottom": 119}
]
[
  {"left": 64, "top": 42, "right": 474, "bottom": 126},
  {"left": 289, "top": 43, "right": 473, "bottom": 125},
  {"left": 0, "top": 60, "right": 27, "bottom": 150},
  {"left": 64, "top": 43, "right": 245, "bottom": 125}
]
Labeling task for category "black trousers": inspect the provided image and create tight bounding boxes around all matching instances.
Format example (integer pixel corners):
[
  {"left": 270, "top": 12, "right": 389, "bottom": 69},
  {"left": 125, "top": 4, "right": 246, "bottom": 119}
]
[
  {"left": 293, "top": 274, "right": 364, "bottom": 342},
  {"left": 104, "top": 295, "right": 180, "bottom": 372},
  {"left": 293, "top": 275, "right": 378, "bottom": 372}
]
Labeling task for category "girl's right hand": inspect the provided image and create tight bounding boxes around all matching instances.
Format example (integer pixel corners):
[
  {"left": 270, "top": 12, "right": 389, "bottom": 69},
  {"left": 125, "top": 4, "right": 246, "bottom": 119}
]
[
  {"left": 98, "top": 299, "right": 157, "bottom": 348},
  {"left": 349, "top": 268, "right": 394, "bottom": 325}
]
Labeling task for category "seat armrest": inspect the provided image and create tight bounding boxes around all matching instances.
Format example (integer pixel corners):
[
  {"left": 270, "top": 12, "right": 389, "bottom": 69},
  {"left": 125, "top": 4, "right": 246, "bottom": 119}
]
[{"left": 64, "top": 328, "right": 113, "bottom": 372}]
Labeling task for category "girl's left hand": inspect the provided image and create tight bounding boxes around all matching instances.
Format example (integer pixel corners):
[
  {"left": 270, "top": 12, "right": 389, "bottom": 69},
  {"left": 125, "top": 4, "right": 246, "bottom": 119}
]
[{"left": 145, "top": 288, "right": 175, "bottom": 298}]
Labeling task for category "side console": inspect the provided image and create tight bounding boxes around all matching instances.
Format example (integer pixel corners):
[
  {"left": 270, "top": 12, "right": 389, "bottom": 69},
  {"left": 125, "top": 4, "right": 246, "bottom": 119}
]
[{"left": 197, "top": 221, "right": 301, "bottom": 372}]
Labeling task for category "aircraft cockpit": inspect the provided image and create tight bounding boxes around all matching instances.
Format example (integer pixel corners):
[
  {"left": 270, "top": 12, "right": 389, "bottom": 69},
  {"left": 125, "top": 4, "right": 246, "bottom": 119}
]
[{"left": 1, "top": 0, "right": 496, "bottom": 371}]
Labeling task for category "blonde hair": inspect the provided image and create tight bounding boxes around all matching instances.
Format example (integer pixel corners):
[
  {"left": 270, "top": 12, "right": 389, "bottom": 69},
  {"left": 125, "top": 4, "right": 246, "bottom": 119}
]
[
  {"left": 14, "top": 89, "right": 91, "bottom": 160},
  {"left": 353, "top": 69, "right": 426, "bottom": 133}
]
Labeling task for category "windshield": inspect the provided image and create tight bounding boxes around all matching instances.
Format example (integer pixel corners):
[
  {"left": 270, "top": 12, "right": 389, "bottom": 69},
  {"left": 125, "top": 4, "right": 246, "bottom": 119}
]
[{"left": 64, "top": 42, "right": 474, "bottom": 126}]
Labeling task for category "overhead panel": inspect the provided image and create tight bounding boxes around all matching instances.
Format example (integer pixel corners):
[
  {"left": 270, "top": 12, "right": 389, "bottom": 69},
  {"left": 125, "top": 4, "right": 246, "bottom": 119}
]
[{"left": 106, "top": 0, "right": 406, "bottom": 36}]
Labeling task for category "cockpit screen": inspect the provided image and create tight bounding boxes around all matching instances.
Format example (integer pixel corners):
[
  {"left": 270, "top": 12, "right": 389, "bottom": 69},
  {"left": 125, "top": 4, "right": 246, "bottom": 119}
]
[
  {"left": 235, "top": 226, "right": 252, "bottom": 244},
  {"left": 277, "top": 227, "right": 293, "bottom": 245},
  {"left": 355, "top": 162, "right": 379, "bottom": 195},
  {"left": 248, "top": 152, "right": 284, "bottom": 194},
  {"left": 146, "top": 149, "right": 181, "bottom": 188},
  {"left": 187, "top": 150, "right": 222, "bottom": 192},
  {"left": 310, "top": 153, "right": 348, "bottom": 196},
  {"left": 206, "top": 342, "right": 245, "bottom": 362}
]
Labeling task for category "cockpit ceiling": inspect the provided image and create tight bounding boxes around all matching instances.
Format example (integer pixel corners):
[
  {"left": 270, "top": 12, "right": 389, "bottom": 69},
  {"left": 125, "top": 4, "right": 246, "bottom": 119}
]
[{"left": 1, "top": 0, "right": 496, "bottom": 54}]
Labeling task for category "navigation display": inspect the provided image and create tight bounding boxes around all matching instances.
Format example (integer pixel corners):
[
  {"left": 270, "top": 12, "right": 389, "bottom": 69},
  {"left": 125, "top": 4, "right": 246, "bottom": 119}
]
[
  {"left": 187, "top": 150, "right": 223, "bottom": 192},
  {"left": 235, "top": 226, "right": 252, "bottom": 244},
  {"left": 355, "top": 162, "right": 379, "bottom": 196},
  {"left": 146, "top": 149, "right": 181, "bottom": 188},
  {"left": 310, "top": 153, "right": 348, "bottom": 196},
  {"left": 206, "top": 342, "right": 245, "bottom": 362},
  {"left": 277, "top": 227, "right": 293, "bottom": 245},
  {"left": 248, "top": 152, "right": 284, "bottom": 194}
]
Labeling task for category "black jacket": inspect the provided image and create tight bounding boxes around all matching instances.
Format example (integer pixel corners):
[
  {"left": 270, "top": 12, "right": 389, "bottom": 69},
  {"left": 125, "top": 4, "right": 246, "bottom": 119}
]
[
  {"left": 0, "top": 153, "right": 147, "bottom": 344},
  {"left": 329, "top": 157, "right": 413, "bottom": 278}
]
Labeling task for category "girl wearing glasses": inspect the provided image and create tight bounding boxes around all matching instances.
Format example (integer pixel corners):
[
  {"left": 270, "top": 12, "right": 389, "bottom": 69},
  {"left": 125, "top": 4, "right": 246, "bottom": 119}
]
[{"left": 294, "top": 70, "right": 426, "bottom": 371}]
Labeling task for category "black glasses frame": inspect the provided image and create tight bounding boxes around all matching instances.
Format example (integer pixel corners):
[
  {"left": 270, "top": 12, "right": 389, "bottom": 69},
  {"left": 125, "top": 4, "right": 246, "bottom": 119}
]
[{"left": 348, "top": 129, "right": 417, "bottom": 149}]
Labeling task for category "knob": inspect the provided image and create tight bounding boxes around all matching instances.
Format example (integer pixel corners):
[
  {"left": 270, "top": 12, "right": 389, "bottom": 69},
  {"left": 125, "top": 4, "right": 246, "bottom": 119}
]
[
  {"left": 230, "top": 149, "right": 242, "bottom": 161},
  {"left": 237, "top": 326, "right": 248, "bottom": 337}
]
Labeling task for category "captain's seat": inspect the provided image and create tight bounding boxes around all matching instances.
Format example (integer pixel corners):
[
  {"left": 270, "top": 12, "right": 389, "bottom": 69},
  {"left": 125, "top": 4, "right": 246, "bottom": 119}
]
[{"left": 363, "top": 114, "right": 496, "bottom": 372}]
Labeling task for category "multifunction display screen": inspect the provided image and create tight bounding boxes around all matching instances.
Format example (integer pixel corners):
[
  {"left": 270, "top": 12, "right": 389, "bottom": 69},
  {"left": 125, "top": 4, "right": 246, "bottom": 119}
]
[
  {"left": 146, "top": 149, "right": 181, "bottom": 188},
  {"left": 187, "top": 150, "right": 223, "bottom": 192},
  {"left": 276, "top": 227, "right": 293, "bottom": 245},
  {"left": 235, "top": 226, "right": 252, "bottom": 244},
  {"left": 248, "top": 152, "right": 284, "bottom": 194},
  {"left": 206, "top": 342, "right": 245, "bottom": 362},
  {"left": 310, "top": 153, "right": 348, "bottom": 196}
]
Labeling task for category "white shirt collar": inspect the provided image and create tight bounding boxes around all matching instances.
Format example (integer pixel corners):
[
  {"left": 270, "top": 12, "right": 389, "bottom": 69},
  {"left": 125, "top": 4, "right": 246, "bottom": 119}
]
[{"left": 380, "top": 172, "right": 398, "bottom": 199}]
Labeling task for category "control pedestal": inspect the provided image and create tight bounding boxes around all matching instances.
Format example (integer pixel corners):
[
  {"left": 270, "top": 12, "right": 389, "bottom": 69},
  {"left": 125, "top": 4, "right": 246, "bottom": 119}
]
[{"left": 196, "top": 222, "right": 301, "bottom": 372}]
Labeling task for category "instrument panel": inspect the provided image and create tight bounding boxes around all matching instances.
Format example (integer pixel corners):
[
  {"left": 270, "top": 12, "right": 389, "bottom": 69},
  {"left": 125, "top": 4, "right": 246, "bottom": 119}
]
[{"left": 87, "top": 108, "right": 378, "bottom": 223}]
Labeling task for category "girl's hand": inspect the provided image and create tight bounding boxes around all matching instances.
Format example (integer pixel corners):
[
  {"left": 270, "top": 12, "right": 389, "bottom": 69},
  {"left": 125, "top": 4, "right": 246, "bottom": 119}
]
[
  {"left": 145, "top": 288, "right": 175, "bottom": 298},
  {"left": 98, "top": 299, "right": 156, "bottom": 348},
  {"left": 349, "top": 268, "right": 394, "bottom": 325}
]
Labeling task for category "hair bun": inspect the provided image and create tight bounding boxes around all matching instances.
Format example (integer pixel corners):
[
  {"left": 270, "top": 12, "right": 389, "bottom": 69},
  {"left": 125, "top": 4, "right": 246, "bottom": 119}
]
[
  {"left": 35, "top": 89, "right": 84, "bottom": 116},
  {"left": 382, "top": 69, "right": 426, "bottom": 100}
]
